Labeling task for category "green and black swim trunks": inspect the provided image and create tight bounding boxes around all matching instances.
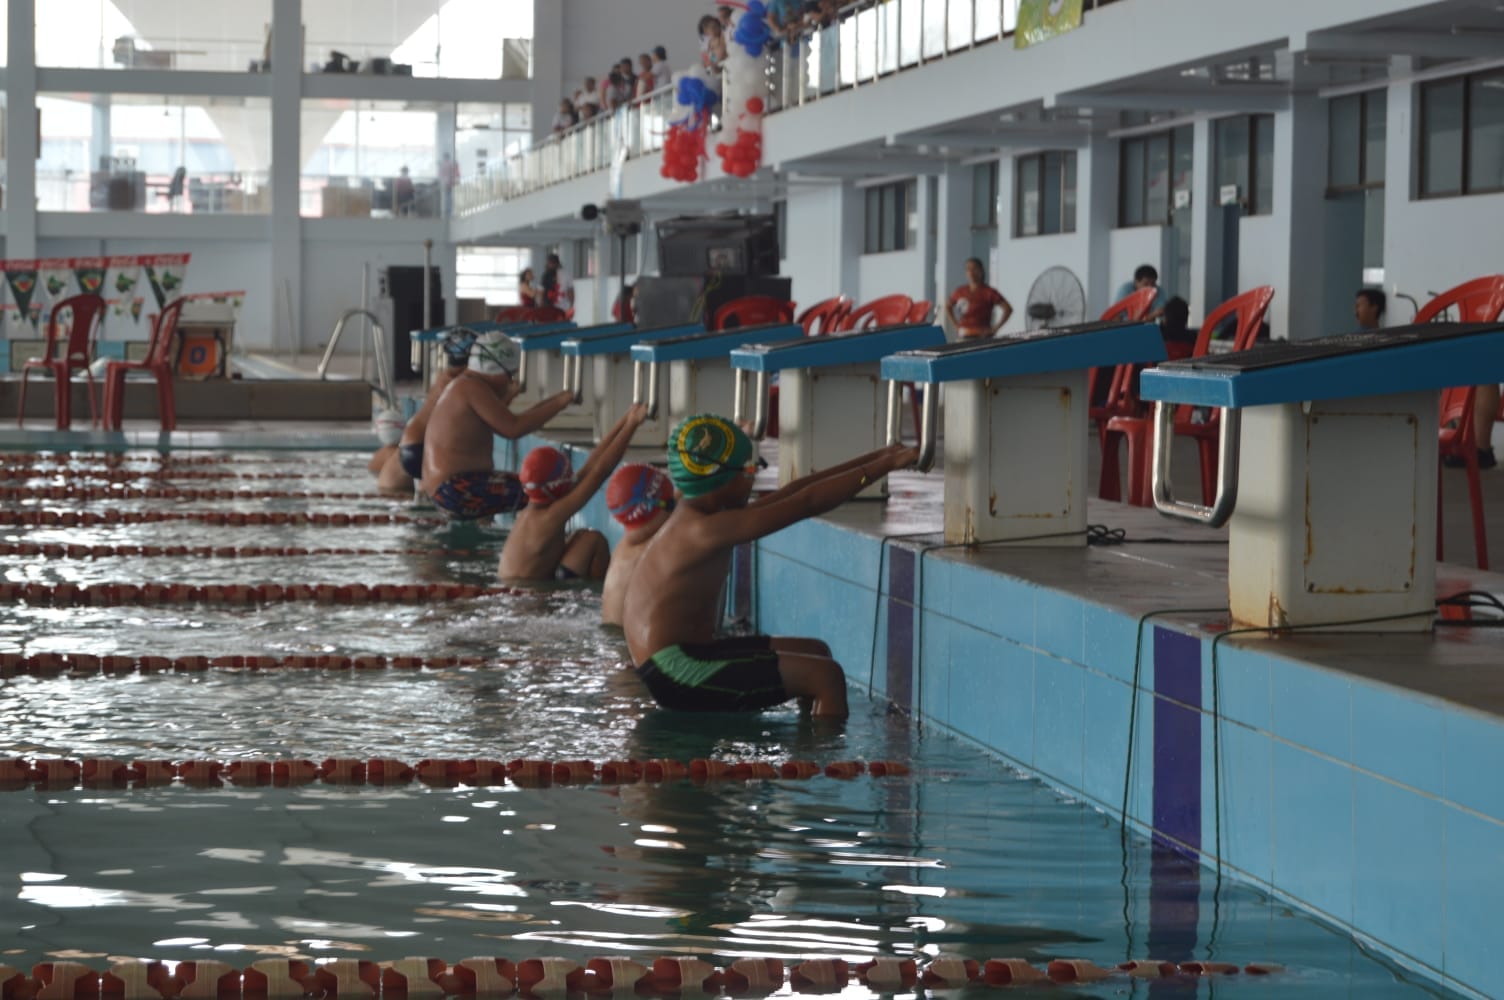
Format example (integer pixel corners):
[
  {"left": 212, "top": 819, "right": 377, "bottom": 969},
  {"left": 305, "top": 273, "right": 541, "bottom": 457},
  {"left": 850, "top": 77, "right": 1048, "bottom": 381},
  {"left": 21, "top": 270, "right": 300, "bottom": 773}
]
[{"left": 636, "top": 636, "right": 788, "bottom": 711}]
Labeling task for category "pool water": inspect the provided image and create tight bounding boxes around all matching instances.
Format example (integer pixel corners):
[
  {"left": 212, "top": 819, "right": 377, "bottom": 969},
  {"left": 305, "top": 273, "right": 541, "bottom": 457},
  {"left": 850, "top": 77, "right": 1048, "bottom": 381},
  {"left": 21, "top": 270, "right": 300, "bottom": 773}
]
[{"left": 0, "top": 451, "right": 1457, "bottom": 998}]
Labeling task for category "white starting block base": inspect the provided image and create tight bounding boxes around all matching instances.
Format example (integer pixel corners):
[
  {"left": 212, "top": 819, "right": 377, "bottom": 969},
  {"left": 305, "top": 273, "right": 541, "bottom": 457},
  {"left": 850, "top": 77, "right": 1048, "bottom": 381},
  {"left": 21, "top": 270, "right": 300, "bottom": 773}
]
[
  {"left": 591, "top": 354, "right": 669, "bottom": 448},
  {"left": 668, "top": 360, "right": 739, "bottom": 431},
  {"left": 943, "top": 371, "right": 1088, "bottom": 546},
  {"left": 778, "top": 366, "right": 887, "bottom": 500},
  {"left": 523, "top": 349, "right": 595, "bottom": 432},
  {"left": 1230, "top": 390, "right": 1438, "bottom": 632}
]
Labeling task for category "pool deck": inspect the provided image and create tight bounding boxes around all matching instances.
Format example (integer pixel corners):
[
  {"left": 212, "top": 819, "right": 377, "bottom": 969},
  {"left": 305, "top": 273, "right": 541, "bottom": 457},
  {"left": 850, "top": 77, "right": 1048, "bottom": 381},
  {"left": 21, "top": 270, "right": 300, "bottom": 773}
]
[{"left": 5, "top": 414, "right": 1503, "bottom": 999}]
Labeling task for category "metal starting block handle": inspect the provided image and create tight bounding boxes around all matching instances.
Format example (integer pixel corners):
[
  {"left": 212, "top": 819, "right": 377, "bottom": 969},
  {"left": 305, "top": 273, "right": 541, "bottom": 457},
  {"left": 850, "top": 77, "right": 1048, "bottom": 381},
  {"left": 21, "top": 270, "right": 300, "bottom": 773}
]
[
  {"left": 883, "top": 380, "right": 938, "bottom": 472},
  {"left": 732, "top": 370, "right": 771, "bottom": 439},
  {"left": 1151, "top": 402, "right": 1241, "bottom": 526}
]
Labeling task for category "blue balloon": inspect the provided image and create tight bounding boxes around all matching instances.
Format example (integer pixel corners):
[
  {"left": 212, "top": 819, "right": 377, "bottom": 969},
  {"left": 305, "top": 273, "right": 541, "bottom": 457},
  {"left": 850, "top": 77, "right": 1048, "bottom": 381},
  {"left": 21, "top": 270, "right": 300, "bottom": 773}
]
[
  {"left": 677, "top": 76, "right": 720, "bottom": 116},
  {"left": 733, "top": 1, "right": 772, "bottom": 57}
]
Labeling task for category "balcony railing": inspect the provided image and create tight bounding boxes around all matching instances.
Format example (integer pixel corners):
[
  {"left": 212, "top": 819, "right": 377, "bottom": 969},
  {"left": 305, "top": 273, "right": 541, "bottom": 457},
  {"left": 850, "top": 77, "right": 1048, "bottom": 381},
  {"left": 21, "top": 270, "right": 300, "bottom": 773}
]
[{"left": 455, "top": 0, "right": 1082, "bottom": 217}]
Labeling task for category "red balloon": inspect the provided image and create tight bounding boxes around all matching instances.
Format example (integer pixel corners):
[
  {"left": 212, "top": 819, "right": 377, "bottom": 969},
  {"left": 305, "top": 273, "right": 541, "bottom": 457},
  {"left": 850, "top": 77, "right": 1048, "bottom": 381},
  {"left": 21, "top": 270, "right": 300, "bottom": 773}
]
[{"left": 746, "top": 97, "right": 764, "bottom": 115}]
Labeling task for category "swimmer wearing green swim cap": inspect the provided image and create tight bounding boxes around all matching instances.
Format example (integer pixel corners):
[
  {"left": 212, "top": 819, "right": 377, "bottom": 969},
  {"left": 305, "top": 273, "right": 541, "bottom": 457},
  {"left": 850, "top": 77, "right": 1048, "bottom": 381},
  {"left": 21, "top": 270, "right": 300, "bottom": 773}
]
[{"left": 622, "top": 413, "right": 919, "bottom": 717}]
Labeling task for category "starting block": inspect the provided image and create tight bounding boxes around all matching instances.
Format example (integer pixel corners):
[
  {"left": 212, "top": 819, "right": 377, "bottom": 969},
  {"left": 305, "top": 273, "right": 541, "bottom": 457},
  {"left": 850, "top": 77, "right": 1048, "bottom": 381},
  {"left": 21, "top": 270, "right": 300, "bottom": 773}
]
[
  {"left": 630, "top": 323, "right": 803, "bottom": 430},
  {"left": 560, "top": 322, "right": 703, "bottom": 446}
]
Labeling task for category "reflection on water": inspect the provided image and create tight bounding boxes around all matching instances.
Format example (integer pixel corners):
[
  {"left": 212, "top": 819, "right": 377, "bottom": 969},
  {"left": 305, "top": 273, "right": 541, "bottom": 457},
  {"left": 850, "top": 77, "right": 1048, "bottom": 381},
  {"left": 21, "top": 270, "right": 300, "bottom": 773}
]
[{"left": 0, "top": 453, "right": 1455, "bottom": 998}]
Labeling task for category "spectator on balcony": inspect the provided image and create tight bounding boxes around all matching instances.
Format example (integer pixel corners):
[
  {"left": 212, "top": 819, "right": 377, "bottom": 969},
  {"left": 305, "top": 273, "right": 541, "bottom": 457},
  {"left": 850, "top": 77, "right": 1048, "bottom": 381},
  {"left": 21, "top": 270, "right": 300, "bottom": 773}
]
[
  {"left": 575, "top": 77, "right": 601, "bottom": 118},
  {"left": 652, "top": 45, "right": 669, "bottom": 82},
  {"left": 718, "top": 5, "right": 735, "bottom": 29},
  {"left": 552, "top": 98, "right": 579, "bottom": 134},
  {"left": 617, "top": 57, "right": 637, "bottom": 92},
  {"left": 699, "top": 15, "right": 728, "bottom": 73},
  {"left": 392, "top": 166, "right": 415, "bottom": 217},
  {"left": 519, "top": 268, "right": 539, "bottom": 307},
  {"left": 636, "top": 53, "right": 657, "bottom": 99},
  {"left": 603, "top": 69, "right": 634, "bottom": 112}
]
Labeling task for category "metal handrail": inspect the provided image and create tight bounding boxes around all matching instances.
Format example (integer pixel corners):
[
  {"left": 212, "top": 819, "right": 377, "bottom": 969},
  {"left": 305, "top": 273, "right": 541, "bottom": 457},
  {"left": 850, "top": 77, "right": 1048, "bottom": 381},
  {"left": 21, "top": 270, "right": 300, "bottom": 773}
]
[
  {"left": 317, "top": 307, "right": 394, "bottom": 406},
  {"left": 732, "top": 369, "right": 772, "bottom": 440},
  {"left": 631, "top": 360, "right": 661, "bottom": 420},
  {"left": 1150, "top": 401, "right": 1241, "bottom": 526}
]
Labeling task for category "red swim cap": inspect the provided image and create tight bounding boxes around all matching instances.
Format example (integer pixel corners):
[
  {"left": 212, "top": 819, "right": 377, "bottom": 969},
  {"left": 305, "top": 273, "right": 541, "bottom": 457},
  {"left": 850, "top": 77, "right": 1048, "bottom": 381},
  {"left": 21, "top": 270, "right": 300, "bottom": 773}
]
[
  {"left": 520, "top": 446, "right": 574, "bottom": 504},
  {"left": 606, "top": 463, "right": 673, "bottom": 528}
]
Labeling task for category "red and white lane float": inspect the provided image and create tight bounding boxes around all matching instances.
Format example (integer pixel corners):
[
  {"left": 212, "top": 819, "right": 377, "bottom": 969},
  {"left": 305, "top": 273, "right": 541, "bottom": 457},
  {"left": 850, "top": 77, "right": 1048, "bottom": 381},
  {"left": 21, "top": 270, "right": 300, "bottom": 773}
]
[
  {"left": 0, "top": 542, "right": 485, "bottom": 560},
  {"left": 0, "top": 484, "right": 379, "bottom": 502},
  {"left": 0, "top": 581, "right": 515, "bottom": 607},
  {"left": 0, "top": 510, "right": 432, "bottom": 528}
]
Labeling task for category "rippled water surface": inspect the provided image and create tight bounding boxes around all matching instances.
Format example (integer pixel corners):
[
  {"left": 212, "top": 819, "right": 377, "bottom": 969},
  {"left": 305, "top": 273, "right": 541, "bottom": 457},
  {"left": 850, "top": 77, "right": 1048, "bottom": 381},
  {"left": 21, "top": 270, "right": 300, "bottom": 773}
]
[{"left": 0, "top": 452, "right": 1455, "bottom": 997}]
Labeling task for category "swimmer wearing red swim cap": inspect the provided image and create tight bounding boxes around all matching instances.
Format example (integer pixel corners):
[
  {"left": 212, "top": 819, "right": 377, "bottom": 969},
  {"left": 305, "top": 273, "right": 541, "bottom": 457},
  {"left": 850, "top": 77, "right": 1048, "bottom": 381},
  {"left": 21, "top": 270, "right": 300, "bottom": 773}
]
[
  {"left": 601, "top": 463, "right": 676, "bottom": 626},
  {"left": 498, "top": 404, "right": 651, "bottom": 583}
]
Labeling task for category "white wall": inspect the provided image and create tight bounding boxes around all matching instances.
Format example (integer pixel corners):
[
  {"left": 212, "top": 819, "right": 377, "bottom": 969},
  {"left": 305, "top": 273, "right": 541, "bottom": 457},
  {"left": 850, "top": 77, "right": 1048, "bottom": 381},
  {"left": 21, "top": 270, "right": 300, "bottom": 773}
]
[
  {"left": 300, "top": 232, "right": 457, "bottom": 357},
  {"left": 781, "top": 185, "right": 848, "bottom": 309},
  {"left": 857, "top": 249, "right": 924, "bottom": 305},
  {"left": 560, "top": 0, "right": 708, "bottom": 98},
  {"left": 1235, "top": 214, "right": 1281, "bottom": 334},
  {"left": 1108, "top": 226, "right": 1168, "bottom": 304}
]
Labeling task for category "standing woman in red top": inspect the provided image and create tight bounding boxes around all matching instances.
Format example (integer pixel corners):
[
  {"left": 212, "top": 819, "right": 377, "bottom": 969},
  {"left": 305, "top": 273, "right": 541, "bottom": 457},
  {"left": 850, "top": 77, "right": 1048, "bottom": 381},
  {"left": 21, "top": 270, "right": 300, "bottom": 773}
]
[
  {"left": 519, "top": 268, "right": 538, "bottom": 307},
  {"left": 948, "top": 257, "right": 1012, "bottom": 338}
]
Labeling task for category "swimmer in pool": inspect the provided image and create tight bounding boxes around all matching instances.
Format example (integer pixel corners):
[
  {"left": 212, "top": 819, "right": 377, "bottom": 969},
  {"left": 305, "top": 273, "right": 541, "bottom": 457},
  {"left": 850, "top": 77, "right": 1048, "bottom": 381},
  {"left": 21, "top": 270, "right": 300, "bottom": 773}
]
[
  {"left": 600, "top": 463, "right": 676, "bottom": 626},
  {"left": 498, "top": 403, "right": 651, "bottom": 583},
  {"left": 372, "top": 328, "right": 475, "bottom": 495},
  {"left": 622, "top": 414, "right": 917, "bottom": 717},
  {"left": 421, "top": 331, "right": 575, "bottom": 520}
]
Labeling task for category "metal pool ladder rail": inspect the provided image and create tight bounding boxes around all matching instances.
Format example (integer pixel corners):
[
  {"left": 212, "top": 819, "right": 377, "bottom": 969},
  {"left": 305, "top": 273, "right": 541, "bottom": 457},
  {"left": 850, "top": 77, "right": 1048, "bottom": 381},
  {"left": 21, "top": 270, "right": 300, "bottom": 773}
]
[{"left": 317, "top": 308, "right": 394, "bottom": 406}]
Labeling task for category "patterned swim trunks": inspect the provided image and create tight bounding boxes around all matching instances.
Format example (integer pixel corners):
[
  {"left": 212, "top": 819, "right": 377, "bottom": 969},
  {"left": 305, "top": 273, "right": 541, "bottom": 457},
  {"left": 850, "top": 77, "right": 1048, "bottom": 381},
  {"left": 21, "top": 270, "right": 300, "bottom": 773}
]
[{"left": 431, "top": 469, "right": 528, "bottom": 519}]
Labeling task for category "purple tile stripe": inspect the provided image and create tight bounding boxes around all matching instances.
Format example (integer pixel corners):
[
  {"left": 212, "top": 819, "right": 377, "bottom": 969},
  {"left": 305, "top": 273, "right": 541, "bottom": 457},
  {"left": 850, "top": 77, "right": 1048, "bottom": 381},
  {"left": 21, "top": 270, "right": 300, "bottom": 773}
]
[
  {"left": 731, "top": 542, "right": 753, "bottom": 623},
  {"left": 885, "top": 547, "right": 915, "bottom": 709},
  {"left": 1152, "top": 626, "right": 1202, "bottom": 856}
]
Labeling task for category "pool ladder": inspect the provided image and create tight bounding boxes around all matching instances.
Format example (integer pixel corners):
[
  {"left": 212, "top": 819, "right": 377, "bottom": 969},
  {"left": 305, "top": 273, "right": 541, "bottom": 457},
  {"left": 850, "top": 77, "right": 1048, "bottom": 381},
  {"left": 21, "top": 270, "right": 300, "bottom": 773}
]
[{"left": 317, "top": 308, "right": 395, "bottom": 407}]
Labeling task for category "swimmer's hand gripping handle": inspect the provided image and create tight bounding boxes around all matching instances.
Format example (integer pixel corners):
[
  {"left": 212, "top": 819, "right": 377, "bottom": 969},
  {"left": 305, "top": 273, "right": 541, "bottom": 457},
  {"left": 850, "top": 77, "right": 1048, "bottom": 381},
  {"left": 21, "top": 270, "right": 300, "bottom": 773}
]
[
  {"left": 631, "top": 361, "right": 660, "bottom": 420},
  {"left": 733, "top": 370, "right": 770, "bottom": 440},
  {"left": 1151, "top": 400, "right": 1240, "bottom": 527}
]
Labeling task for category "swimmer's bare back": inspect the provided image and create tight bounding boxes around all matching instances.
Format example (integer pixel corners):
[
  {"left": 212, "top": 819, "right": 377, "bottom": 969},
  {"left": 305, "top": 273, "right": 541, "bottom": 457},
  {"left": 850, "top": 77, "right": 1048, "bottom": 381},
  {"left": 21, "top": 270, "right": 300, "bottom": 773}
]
[{"left": 420, "top": 374, "right": 572, "bottom": 495}]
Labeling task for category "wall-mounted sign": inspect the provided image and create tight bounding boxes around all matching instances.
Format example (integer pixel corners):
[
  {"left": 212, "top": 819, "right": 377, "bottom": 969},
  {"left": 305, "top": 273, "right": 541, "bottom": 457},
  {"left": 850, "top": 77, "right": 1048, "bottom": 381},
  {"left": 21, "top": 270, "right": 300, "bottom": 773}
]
[
  {"left": 1015, "top": 0, "right": 1085, "bottom": 49},
  {"left": 1218, "top": 184, "right": 1241, "bottom": 207},
  {"left": 1173, "top": 189, "right": 1191, "bottom": 210}
]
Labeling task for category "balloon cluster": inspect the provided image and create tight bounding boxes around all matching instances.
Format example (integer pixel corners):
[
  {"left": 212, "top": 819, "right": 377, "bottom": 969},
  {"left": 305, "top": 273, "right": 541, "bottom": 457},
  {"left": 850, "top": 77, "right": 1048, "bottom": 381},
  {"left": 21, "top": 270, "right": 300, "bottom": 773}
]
[
  {"left": 661, "top": 123, "right": 708, "bottom": 182},
  {"left": 732, "top": 0, "right": 772, "bottom": 56},
  {"left": 718, "top": 6, "right": 768, "bottom": 179},
  {"left": 716, "top": 113, "right": 764, "bottom": 177}
]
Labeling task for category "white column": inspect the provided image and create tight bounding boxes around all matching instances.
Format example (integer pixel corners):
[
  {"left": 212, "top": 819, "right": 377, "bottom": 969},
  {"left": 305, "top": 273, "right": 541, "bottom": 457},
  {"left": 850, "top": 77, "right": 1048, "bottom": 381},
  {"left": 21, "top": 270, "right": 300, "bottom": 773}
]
[
  {"left": 530, "top": 0, "right": 565, "bottom": 146},
  {"left": 934, "top": 162, "right": 974, "bottom": 313},
  {"left": 269, "top": 0, "right": 304, "bottom": 355},
  {"left": 1277, "top": 95, "right": 1329, "bottom": 341},
  {"left": 1084, "top": 137, "right": 1118, "bottom": 315},
  {"left": 6, "top": 0, "right": 39, "bottom": 257},
  {"left": 1189, "top": 118, "right": 1214, "bottom": 320}
]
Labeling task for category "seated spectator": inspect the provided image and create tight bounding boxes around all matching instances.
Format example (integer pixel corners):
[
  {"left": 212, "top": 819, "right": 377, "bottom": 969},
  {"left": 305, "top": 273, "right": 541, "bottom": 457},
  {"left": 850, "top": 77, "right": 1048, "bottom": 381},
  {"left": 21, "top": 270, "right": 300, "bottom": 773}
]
[
  {"left": 622, "top": 414, "right": 917, "bottom": 717},
  {"left": 1159, "top": 296, "right": 1195, "bottom": 359},
  {"left": 1115, "top": 264, "right": 1167, "bottom": 321},
  {"left": 601, "top": 464, "right": 676, "bottom": 626},
  {"left": 499, "top": 404, "right": 651, "bottom": 583},
  {"left": 420, "top": 332, "right": 575, "bottom": 520},
  {"left": 1354, "top": 287, "right": 1385, "bottom": 330},
  {"left": 552, "top": 98, "right": 578, "bottom": 134}
]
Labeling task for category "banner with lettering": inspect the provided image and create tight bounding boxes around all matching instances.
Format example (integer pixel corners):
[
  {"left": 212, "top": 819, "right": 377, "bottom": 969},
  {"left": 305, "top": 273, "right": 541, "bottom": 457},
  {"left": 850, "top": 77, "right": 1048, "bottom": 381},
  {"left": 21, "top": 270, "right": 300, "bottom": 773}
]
[{"left": 1015, "top": 0, "right": 1084, "bottom": 48}]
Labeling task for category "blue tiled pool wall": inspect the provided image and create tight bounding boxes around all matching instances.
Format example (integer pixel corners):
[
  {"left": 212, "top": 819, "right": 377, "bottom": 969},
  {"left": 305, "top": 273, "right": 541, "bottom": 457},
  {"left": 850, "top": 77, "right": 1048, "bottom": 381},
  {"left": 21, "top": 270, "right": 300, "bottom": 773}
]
[{"left": 512, "top": 432, "right": 1501, "bottom": 999}]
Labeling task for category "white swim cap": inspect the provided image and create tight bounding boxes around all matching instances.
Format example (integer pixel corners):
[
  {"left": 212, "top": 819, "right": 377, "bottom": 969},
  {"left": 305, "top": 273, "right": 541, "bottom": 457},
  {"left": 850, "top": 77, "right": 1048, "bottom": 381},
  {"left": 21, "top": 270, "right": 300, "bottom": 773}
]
[
  {"left": 373, "top": 407, "right": 406, "bottom": 446},
  {"left": 470, "top": 331, "right": 520, "bottom": 376}
]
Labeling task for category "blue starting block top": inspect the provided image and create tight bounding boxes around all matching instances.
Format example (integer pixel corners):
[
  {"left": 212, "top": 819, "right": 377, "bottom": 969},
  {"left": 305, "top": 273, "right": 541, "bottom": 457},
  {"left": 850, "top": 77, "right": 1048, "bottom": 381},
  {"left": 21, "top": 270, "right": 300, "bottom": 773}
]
[
  {"left": 412, "top": 319, "right": 572, "bottom": 342},
  {"left": 879, "top": 320, "right": 1167, "bottom": 384},
  {"left": 513, "top": 321, "right": 630, "bottom": 351},
  {"left": 1140, "top": 322, "right": 1504, "bottom": 408},
  {"left": 729, "top": 323, "right": 947, "bottom": 373},
  {"left": 629, "top": 323, "right": 804, "bottom": 364},
  {"left": 560, "top": 323, "right": 705, "bottom": 358}
]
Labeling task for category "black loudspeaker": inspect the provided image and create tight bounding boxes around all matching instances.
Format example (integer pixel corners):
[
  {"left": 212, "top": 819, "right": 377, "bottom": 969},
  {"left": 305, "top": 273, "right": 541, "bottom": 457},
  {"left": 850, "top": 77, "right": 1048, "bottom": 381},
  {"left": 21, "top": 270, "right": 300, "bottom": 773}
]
[
  {"left": 656, "top": 215, "right": 779, "bottom": 277},
  {"left": 383, "top": 266, "right": 443, "bottom": 381},
  {"left": 635, "top": 275, "right": 793, "bottom": 329}
]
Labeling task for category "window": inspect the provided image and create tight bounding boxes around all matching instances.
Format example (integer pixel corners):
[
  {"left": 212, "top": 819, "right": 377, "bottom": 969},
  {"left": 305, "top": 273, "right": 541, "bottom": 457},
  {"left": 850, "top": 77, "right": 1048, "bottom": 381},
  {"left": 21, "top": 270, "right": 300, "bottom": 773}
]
[
  {"left": 574, "top": 238, "right": 598, "bottom": 278},
  {"left": 1014, "top": 151, "right": 1077, "bottom": 237},
  {"left": 301, "top": 100, "right": 442, "bottom": 218},
  {"left": 1420, "top": 70, "right": 1504, "bottom": 197},
  {"left": 457, "top": 247, "right": 529, "bottom": 305},
  {"left": 863, "top": 179, "right": 917, "bottom": 254},
  {"left": 304, "top": 0, "right": 535, "bottom": 80},
  {"left": 1328, "top": 91, "right": 1388, "bottom": 191},
  {"left": 773, "top": 200, "right": 788, "bottom": 260},
  {"left": 1214, "top": 114, "right": 1275, "bottom": 215},
  {"left": 35, "top": 0, "right": 270, "bottom": 72},
  {"left": 1119, "top": 129, "right": 1184, "bottom": 227},
  {"left": 971, "top": 161, "right": 1000, "bottom": 259}
]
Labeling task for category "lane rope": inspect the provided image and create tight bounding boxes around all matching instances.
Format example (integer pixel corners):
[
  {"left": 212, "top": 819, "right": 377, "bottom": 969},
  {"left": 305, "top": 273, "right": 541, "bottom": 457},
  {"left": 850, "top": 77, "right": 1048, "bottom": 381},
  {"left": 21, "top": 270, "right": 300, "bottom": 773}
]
[
  {"left": 0, "top": 485, "right": 387, "bottom": 502},
  {"left": 0, "top": 652, "right": 569, "bottom": 676},
  {"left": 0, "top": 542, "right": 493, "bottom": 560},
  {"left": 0, "top": 581, "right": 519, "bottom": 607},
  {"left": 0, "top": 510, "right": 437, "bottom": 528}
]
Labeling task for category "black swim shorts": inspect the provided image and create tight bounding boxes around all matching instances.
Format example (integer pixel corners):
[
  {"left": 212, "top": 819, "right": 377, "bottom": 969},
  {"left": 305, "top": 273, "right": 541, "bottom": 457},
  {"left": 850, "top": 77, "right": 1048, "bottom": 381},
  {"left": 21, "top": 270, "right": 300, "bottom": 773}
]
[{"left": 636, "top": 635, "right": 788, "bottom": 712}]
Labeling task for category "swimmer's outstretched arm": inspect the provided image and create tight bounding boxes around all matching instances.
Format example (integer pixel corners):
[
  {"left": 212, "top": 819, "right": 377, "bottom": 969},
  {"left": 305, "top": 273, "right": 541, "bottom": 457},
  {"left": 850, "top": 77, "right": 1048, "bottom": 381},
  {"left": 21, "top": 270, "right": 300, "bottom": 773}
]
[
  {"left": 473, "top": 386, "right": 574, "bottom": 440},
  {"left": 704, "top": 444, "right": 919, "bottom": 547},
  {"left": 551, "top": 404, "right": 650, "bottom": 520},
  {"left": 750, "top": 443, "right": 915, "bottom": 507}
]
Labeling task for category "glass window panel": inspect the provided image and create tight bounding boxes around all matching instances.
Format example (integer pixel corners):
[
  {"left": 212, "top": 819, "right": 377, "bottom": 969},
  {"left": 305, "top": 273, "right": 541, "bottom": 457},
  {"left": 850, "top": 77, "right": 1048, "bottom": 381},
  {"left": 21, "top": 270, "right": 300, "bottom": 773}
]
[
  {"left": 904, "top": 180, "right": 919, "bottom": 249},
  {"left": 1042, "top": 152, "right": 1062, "bottom": 235},
  {"left": 865, "top": 188, "right": 881, "bottom": 253},
  {"left": 1329, "top": 95, "right": 1362, "bottom": 188},
  {"left": 301, "top": 100, "right": 441, "bottom": 218},
  {"left": 1253, "top": 114, "right": 1275, "bottom": 214},
  {"left": 1121, "top": 139, "right": 1146, "bottom": 227},
  {"left": 1362, "top": 188, "right": 1385, "bottom": 270},
  {"left": 303, "top": 0, "right": 533, "bottom": 80},
  {"left": 1062, "top": 152, "right": 1078, "bottom": 233},
  {"left": 1018, "top": 156, "right": 1041, "bottom": 236},
  {"left": 1468, "top": 73, "right": 1504, "bottom": 193},
  {"left": 36, "top": 92, "right": 271, "bottom": 214},
  {"left": 1172, "top": 125, "right": 1194, "bottom": 204},
  {"left": 1421, "top": 79, "right": 1465, "bottom": 196},
  {"left": 36, "top": 0, "right": 271, "bottom": 72},
  {"left": 972, "top": 162, "right": 994, "bottom": 226},
  {"left": 1215, "top": 117, "right": 1249, "bottom": 201},
  {"left": 1364, "top": 90, "right": 1387, "bottom": 184},
  {"left": 1145, "top": 134, "right": 1171, "bottom": 224}
]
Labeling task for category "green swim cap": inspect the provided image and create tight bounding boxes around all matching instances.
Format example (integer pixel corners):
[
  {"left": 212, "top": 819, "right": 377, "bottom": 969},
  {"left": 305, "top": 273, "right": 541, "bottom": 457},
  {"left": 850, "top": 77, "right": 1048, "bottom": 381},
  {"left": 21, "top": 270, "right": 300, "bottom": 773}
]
[{"left": 668, "top": 413, "right": 754, "bottom": 498}]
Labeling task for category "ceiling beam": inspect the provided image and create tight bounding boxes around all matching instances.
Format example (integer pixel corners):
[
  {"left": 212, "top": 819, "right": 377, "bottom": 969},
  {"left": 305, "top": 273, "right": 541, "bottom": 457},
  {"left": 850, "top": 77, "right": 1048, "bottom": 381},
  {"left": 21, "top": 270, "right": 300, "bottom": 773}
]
[
  {"left": 1301, "top": 28, "right": 1504, "bottom": 62},
  {"left": 1050, "top": 88, "right": 1290, "bottom": 115},
  {"left": 774, "top": 156, "right": 948, "bottom": 178},
  {"left": 887, "top": 130, "right": 1090, "bottom": 150}
]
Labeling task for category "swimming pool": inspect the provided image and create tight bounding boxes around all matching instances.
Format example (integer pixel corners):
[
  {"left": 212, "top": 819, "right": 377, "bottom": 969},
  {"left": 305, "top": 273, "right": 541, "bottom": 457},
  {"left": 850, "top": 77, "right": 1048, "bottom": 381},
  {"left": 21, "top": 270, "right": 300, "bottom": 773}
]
[{"left": 0, "top": 450, "right": 1459, "bottom": 997}]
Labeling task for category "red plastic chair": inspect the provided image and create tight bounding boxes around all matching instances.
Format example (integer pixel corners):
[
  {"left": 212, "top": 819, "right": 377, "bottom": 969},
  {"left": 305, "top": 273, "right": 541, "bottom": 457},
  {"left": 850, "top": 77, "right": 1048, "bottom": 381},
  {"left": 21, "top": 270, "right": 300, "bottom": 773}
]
[
  {"left": 712, "top": 296, "right": 796, "bottom": 331},
  {"left": 1426, "top": 276, "right": 1504, "bottom": 569},
  {"left": 18, "top": 293, "right": 107, "bottom": 430},
  {"left": 103, "top": 296, "right": 187, "bottom": 431},
  {"left": 840, "top": 294, "right": 914, "bottom": 332},
  {"left": 907, "top": 300, "right": 934, "bottom": 323},
  {"left": 1102, "top": 286, "right": 1275, "bottom": 507},
  {"left": 1088, "top": 286, "right": 1160, "bottom": 502},
  {"left": 797, "top": 296, "right": 851, "bottom": 337}
]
